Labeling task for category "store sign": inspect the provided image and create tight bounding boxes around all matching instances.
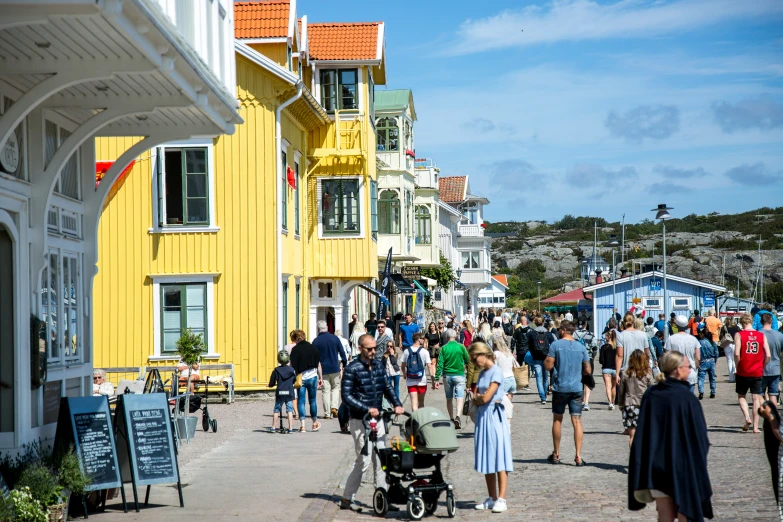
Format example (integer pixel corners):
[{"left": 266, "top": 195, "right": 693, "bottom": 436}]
[
  {"left": 597, "top": 304, "right": 614, "bottom": 309},
  {"left": 401, "top": 266, "right": 421, "bottom": 278},
  {"left": 703, "top": 291, "right": 715, "bottom": 308}
]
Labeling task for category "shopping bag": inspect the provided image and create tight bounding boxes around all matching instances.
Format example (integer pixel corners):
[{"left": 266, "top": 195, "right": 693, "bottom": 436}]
[{"left": 514, "top": 365, "right": 529, "bottom": 389}]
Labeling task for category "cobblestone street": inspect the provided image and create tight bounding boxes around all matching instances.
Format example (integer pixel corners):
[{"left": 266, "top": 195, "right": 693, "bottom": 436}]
[{"left": 97, "top": 357, "right": 778, "bottom": 521}]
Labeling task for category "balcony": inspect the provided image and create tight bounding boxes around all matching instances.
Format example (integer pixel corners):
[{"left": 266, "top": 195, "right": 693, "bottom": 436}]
[
  {"left": 457, "top": 223, "right": 484, "bottom": 238},
  {"left": 458, "top": 268, "right": 491, "bottom": 287}
]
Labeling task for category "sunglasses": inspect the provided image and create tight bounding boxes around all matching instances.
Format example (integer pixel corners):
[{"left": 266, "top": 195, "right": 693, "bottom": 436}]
[{"left": 365, "top": 346, "right": 377, "bottom": 352}]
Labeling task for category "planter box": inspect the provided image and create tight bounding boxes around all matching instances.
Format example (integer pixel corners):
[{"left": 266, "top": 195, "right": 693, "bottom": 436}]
[{"left": 175, "top": 416, "right": 198, "bottom": 440}]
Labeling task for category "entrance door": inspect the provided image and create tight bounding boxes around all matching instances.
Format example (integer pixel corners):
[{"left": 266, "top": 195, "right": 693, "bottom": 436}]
[{"left": 0, "top": 228, "right": 14, "bottom": 433}]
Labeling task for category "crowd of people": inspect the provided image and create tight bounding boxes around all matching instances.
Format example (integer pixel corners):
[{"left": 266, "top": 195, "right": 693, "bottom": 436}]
[{"left": 266, "top": 303, "right": 783, "bottom": 520}]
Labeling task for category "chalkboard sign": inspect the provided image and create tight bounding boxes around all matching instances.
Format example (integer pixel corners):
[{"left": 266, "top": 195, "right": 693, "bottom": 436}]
[
  {"left": 0, "top": 470, "right": 9, "bottom": 500},
  {"left": 114, "top": 393, "right": 183, "bottom": 510},
  {"left": 53, "top": 396, "right": 122, "bottom": 492},
  {"left": 43, "top": 380, "right": 61, "bottom": 425}
]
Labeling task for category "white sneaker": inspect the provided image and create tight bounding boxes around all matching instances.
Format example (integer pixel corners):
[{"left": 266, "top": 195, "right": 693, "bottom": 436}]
[
  {"left": 475, "top": 497, "right": 495, "bottom": 510},
  {"left": 609, "top": 404, "right": 615, "bottom": 410},
  {"left": 492, "top": 498, "right": 508, "bottom": 513}
]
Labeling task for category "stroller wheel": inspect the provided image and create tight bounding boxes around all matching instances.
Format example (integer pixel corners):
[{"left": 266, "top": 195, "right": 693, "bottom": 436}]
[
  {"left": 446, "top": 493, "right": 456, "bottom": 518},
  {"left": 202, "top": 413, "right": 210, "bottom": 432},
  {"left": 424, "top": 495, "right": 438, "bottom": 515},
  {"left": 211, "top": 418, "right": 218, "bottom": 433},
  {"left": 406, "top": 495, "right": 425, "bottom": 521},
  {"left": 373, "top": 487, "right": 389, "bottom": 517}
]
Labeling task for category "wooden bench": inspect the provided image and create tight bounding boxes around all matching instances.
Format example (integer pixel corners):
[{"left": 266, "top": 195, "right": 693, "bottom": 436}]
[{"left": 144, "top": 363, "right": 235, "bottom": 404}]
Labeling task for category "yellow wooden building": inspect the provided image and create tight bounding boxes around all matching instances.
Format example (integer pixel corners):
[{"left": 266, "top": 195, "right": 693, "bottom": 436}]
[{"left": 92, "top": 1, "right": 386, "bottom": 389}]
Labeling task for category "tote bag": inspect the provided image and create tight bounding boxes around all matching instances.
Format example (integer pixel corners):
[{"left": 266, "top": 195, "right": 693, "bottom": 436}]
[{"left": 514, "top": 364, "right": 529, "bottom": 389}]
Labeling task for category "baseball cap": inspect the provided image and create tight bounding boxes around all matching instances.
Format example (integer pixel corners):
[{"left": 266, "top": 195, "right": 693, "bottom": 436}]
[{"left": 675, "top": 315, "right": 689, "bottom": 328}]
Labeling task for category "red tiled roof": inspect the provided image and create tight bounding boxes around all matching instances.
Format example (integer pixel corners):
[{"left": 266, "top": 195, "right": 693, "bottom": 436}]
[
  {"left": 234, "top": 1, "right": 291, "bottom": 39},
  {"left": 542, "top": 288, "right": 591, "bottom": 303},
  {"left": 492, "top": 274, "right": 509, "bottom": 288},
  {"left": 307, "top": 22, "right": 381, "bottom": 61},
  {"left": 438, "top": 176, "right": 467, "bottom": 203}
]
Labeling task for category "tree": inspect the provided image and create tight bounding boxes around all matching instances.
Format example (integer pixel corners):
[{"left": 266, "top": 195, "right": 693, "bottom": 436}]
[
  {"left": 421, "top": 254, "right": 457, "bottom": 290},
  {"left": 766, "top": 282, "right": 783, "bottom": 306}
]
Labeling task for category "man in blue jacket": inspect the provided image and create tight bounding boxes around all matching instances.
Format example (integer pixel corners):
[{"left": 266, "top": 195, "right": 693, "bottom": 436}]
[
  {"left": 339, "top": 334, "right": 404, "bottom": 512},
  {"left": 313, "top": 320, "right": 348, "bottom": 419}
]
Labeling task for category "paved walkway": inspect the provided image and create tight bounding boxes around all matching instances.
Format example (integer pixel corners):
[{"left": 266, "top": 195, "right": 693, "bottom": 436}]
[{"left": 97, "top": 357, "right": 778, "bottom": 521}]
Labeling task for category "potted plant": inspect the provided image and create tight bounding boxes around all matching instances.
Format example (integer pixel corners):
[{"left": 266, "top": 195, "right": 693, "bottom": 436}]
[
  {"left": 52, "top": 446, "right": 90, "bottom": 516},
  {"left": 175, "top": 329, "right": 204, "bottom": 440},
  {"left": 0, "top": 486, "right": 47, "bottom": 522}
]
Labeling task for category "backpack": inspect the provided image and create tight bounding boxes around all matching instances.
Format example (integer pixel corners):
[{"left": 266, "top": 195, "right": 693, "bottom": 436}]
[
  {"left": 578, "top": 331, "right": 595, "bottom": 348},
  {"left": 503, "top": 322, "right": 513, "bottom": 336},
  {"left": 531, "top": 331, "right": 551, "bottom": 359},
  {"left": 406, "top": 347, "right": 425, "bottom": 379}
]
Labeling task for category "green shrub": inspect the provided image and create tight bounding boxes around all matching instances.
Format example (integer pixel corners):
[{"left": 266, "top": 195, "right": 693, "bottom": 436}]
[
  {"left": 53, "top": 447, "right": 90, "bottom": 496},
  {"left": 1, "top": 486, "right": 47, "bottom": 522},
  {"left": 16, "top": 461, "right": 62, "bottom": 507}
]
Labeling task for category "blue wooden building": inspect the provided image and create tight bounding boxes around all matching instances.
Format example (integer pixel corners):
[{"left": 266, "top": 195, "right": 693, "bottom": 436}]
[{"left": 583, "top": 271, "right": 725, "bottom": 337}]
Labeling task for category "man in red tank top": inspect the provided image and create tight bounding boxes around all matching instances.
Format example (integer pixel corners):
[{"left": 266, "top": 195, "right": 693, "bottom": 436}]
[{"left": 733, "top": 313, "right": 771, "bottom": 433}]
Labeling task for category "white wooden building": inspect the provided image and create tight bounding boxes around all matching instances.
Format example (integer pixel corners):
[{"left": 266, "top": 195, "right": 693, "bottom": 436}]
[{"left": 0, "top": 0, "right": 241, "bottom": 453}]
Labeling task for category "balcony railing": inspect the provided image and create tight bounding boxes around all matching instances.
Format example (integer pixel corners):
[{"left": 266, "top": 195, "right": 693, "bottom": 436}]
[
  {"left": 457, "top": 223, "right": 484, "bottom": 237},
  {"left": 458, "top": 268, "right": 491, "bottom": 286}
]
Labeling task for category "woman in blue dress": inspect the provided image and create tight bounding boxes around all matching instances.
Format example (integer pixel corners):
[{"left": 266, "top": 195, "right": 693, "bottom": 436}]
[{"left": 469, "top": 342, "right": 514, "bottom": 513}]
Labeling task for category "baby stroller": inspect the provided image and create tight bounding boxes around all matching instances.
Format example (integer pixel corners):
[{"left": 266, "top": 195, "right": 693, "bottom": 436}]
[{"left": 366, "top": 407, "right": 459, "bottom": 520}]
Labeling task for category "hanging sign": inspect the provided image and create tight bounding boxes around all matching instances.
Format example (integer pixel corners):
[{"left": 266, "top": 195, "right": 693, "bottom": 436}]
[
  {"left": 703, "top": 291, "right": 715, "bottom": 308},
  {"left": 114, "top": 393, "right": 183, "bottom": 511},
  {"left": 401, "top": 266, "right": 421, "bottom": 279}
]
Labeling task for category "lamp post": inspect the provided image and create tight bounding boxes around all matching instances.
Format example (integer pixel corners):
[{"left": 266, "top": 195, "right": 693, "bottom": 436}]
[
  {"left": 608, "top": 234, "right": 619, "bottom": 315},
  {"left": 537, "top": 280, "right": 541, "bottom": 312},
  {"left": 652, "top": 204, "right": 673, "bottom": 341}
]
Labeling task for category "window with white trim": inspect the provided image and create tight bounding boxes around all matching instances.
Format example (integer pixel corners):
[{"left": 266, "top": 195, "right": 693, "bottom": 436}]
[
  {"left": 294, "top": 156, "right": 300, "bottom": 235},
  {"left": 156, "top": 146, "right": 211, "bottom": 227},
  {"left": 370, "top": 180, "right": 378, "bottom": 241},
  {"left": 45, "top": 120, "right": 80, "bottom": 200},
  {"left": 461, "top": 251, "right": 480, "bottom": 269},
  {"left": 643, "top": 297, "right": 663, "bottom": 310},
  {"left": 378, "top": 190, "right": 400, "bottom": 234},
  {"left": 321, "top": 178, "right": 361, "bottom": 235},
  {"left": 319, "top": 69, "right": 358, "bottom": 112},
  {"left": 160, "top": 283, "right": 207, "bottom": 354},
  {"left": 281, "top": 149, "right": 288, "bottom": 230},
  {"left": 282, "top": 281, "right": 289, "bottom": 339},
  {"left": 415, "top": 205, "right": 431, "bottom": 244},
  {"left": 40, "top": 248, "right": 82, "bottom": 365},
  {"left": 671, "top": 296, "right": 691, "bottom": 310}
]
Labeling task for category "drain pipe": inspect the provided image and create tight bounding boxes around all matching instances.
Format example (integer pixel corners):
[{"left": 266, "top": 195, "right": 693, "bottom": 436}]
[{"left": 276, "top": 81, "right": 304, "bottom": 350}]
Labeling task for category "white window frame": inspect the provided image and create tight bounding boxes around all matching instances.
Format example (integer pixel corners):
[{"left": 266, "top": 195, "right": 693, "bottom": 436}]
[
  {"left": 314, "top": 66, "right": 364, "bottom": 115},
  {"left": 293, "top": 151, "right": 302, "bottom": 238},
  {"left": 150, "top": 274, "right": 219, "bottom": 360},
  {"left": 643, "top": 297, "right": 663, "bottom": 310},
  {"left": 671, "top": 296, "right": 691, "bottom": 310},
  {"left": 149, "top": 140, "right": 219, "bottom": 234},
  {"left": 40, "top": 247, "right": 83, "bottom": 367},
  {"left": 460, "top": 250, "right": 481, "bottom": 270},
  {"left": 43, "top": 118, "right": 81, "bottom": 201},
  {"left": 316, "top": 176, "right": 365, "bottom": 239}
]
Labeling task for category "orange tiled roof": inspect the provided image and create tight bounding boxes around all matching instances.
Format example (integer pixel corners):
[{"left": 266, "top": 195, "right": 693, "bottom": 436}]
[
  {"left": 235, "top": 1, "right": 291, "bottom": 39},
  {"left": 438, "top": 176, "right": 467, "bottom": 203},
  {"left": 492, "top": 274, "right": 509, "bottom": 288},
  {"left": 307, "top": 22, "right": 381, "bottom": 61}
]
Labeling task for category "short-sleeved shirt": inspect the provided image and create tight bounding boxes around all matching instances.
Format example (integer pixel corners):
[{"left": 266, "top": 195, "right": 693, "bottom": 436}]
[
  {"left": 667, "top": 333, "right": 700, "bottom": 384},
  {"left": 399, "top": 345, "right": 431, "bottom": 386},
  {"left": 616, "top": 330, "right": 649, "bottom": 371},
  {"left": 547, "top": 339, "right": 589, "bottom": 394},
  {"left": 399, "top": 322, "right": 421, "bottom": 347},
  {"left": 705, "top": 316, "right": 722, "bottom": 343},
  {"left": 762, "top": 329, "right": 783, "bottom": 377},
  {"left": 477, "top": 364, "right": 505, "bottom": 411}
]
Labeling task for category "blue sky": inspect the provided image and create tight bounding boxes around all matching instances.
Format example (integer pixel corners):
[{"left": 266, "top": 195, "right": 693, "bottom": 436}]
[{"left": 301, "top": 0, "right": 783, "bottom": 224}]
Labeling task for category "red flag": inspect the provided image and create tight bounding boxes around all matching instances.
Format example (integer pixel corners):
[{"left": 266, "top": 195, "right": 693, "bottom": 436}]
[{"left": 286, "top": 166, "right": 296, "bottom": 189}]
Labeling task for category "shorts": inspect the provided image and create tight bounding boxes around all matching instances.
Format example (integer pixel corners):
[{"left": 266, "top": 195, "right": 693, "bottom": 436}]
[
  {"left": 430, "top": 345, "right": 441, "bottom": 359},
  {"left": 502, "top": 376, "right": 517, "bottom": 395},
  {"left": 443, "top": 375, "right": 466, "bottom": 400},
  {"left": 736, "top": 375, "right": 763, "bottom": 396},
  {"left": 551, "top": 391, "right": 583, "bottom": 416},
  {"left": 762, "top": 375, "right": 780, "bottom": 395},
  {"left": 622, "top": 405, "right": 640, "bottom": 429},
  {"left": 273, "top": 400, "right": 294, "bottom": 414},
  {"left": 602, "top": 368, "right": 616, "bottom": 376},
  {"left": 407, "top": 385, "right": 427, "bottom": 394}
]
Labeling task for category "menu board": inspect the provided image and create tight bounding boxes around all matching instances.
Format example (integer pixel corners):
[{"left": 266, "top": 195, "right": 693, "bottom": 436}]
[
  {"left": 0, "top": 471, "right": 9, "bottom": 500},
  {"left": 43, "top": 380, "right": 61, "bottom": 425},
  {"left": 53, "top": 396, "right": 122, "bottom": 491},
  {"left": 114, "top": 393, "right": 181, "bottom": 494}
]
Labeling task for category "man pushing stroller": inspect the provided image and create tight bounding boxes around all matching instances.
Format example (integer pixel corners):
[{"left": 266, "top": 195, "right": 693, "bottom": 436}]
[{"left": 339, "top": 333, "right": 404, "bottom": 512}]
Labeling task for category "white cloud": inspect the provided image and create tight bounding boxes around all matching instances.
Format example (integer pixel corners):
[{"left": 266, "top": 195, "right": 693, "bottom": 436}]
[{"left": 445, "top": 0, "right": 783, "bottom": 55}]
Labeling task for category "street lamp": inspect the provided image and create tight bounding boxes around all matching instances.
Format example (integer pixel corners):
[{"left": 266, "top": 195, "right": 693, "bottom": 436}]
[
  {"left": 608, "top": 234, "right": 619, "bottom": 315},
  {"left": 537, "top": 280, "right": 541, "bottom": 312},
  {"left": 652, "top": 204, "right": 673, "bottom": 341}
]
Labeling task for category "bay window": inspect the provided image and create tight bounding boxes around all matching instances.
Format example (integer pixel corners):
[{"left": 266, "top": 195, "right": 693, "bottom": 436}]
[
  {"left": 378, "top": 190, "right": 400, "bottom": 234},
  {"left": 461, "top": 251, "right": 481, "bottom": 270},
  {"left": 376, "top": 117, "right": 399, "bottom": 151},
  {"left": 415, "top": 205, "right": 431, "bottom": 244}
]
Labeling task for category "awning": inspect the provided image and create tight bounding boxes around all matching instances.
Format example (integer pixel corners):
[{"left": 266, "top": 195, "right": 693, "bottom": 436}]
[
  {"left": 390, "top": 273, "right": 415, "bottom": 294},
  {"left": 413, "top": 280, "right": 431, "bottom": 296},
  {"left": 359, "top": 284, "right": 390, "bottom": 306},
  {"left": 541, "top": 288, "right": 592, "bottom": 303},
  {"left": 455, "top": 280, "right": 468, "bottom": 289}
]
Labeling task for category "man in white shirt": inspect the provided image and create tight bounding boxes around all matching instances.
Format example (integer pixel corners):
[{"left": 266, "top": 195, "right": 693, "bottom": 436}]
[
  {"left": 335, "top": 329, "right": 351, "bottom": 360},
  {"left": 667, "top": 315, "right": 701, "bottom": 392},
  {"left": 615, "top": 315, "right": 651, "bottom": 385},
  {"left": 564, "top": 310, "right": 574, "bottom": 322},
  {"left": 462, "top": 307, "right": 476, "bottom": 326}
]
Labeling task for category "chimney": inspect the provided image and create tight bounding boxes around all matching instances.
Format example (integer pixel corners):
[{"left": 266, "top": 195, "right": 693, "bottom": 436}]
[{"left": 595, "top": 268, "right": 603, "bottom": 284}]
